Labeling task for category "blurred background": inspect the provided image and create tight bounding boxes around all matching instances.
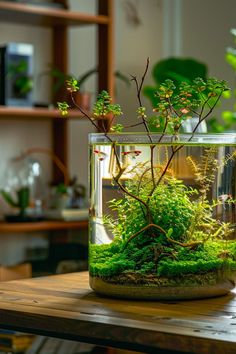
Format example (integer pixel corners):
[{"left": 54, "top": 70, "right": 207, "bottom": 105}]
[{"left": 0, "top": 0, "right": 235, "bottom": 272}]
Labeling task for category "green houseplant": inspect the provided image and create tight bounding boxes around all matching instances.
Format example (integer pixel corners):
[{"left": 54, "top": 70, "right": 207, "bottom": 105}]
[
  {"left": 143, "top": 55, "right": 236, "bottom": 133},
  {"left": 143, "top": 57, "right": 207, "bottom": 108},
  {"left": 43, "top": 65, "right": 129, "bottom": 110},
  {"left": 142, "top": 57, "right": 209, "bottom": 133},
  {"left": 1, "top": 187, "right": 29, "bottom": 220},
  {"left": 59, "top": 59, "right": 236, "bottom": 300},
  {"left": 208, "top": 28, "right": 236, "bottom": 132},
  {"left": 8, "top": 59, "right": 33, "bottom": 98}
]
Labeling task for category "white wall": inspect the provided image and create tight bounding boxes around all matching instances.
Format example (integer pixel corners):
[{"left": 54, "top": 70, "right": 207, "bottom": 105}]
[
  {"left": 68, "top": 0, "right": 163, "bottom": 186},
  {"left": 114, "top": 0, "right": 162, "bottom": 126},
  {"left": 163, "top": 0, "right": 236, "bottom": 116},
  {"left": 68, "top": 0, "right": 97, "bottom": 189},
  {"left": 181, "top": 0, "right": 236, "bottom": 89}
]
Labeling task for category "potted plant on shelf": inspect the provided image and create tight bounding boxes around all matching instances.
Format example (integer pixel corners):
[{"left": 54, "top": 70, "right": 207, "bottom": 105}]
[
  {"left": 1, "top": 186, "right": 30, "bottom": 222},
  {"left": 42, "top": 65, "right": 130, "bottom": 111},
  {"left": 58, "top": 59, "right": 236, "bottom": 300}
]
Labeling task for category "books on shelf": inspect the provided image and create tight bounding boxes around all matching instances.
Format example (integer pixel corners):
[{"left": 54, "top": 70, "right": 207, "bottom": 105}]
[
  {"left": 0, "top": 263, "right": 32, "bottom": 282},
  {"left": 25, "top": 336, "right": 95, "bottom": 354},
  {"left": 25, "top": 335, "right": 45, "bottom": 354},
  {"left": 44, "top": 208, "right": 88, "bottom": 221},
  {"left": 0, "top": 330, "right": 34, "bottom": 353},
  {"left": 31, "top": 337, "right": 60, "bottom": 354},
  {"left": 0, "top": 332, "right": 106, "bottom": 354}
]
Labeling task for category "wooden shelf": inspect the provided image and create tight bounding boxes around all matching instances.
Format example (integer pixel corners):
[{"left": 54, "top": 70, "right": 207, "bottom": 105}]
[
  {"left": 0, "top": 219, "right": 88, "bottom": 233},
  {"left": 0, "top": 106, "right": 86, "bottom": 120},
  {"left": 0, "top": 0, "right": 113, "bottom": 232},
  {"left": 0, "top": 106, "right": 110, "bottom": 122},
  {"left": 0, "top": 1, "right": 109, "bottom": 27}
]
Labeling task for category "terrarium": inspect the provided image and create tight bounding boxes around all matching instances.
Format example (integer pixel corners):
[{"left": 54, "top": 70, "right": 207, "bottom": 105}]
[
  {"left": 59, "top": 64, "right": 236, "bottom": 300},
  {"left": 89, "top": 132, "right": 236, "bottom": 299}
]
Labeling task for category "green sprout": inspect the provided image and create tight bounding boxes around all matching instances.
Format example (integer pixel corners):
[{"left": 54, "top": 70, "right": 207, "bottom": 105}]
[
  {"left": 110, "top": 123, "right": 124, "bottom": 132},
  {"left": 66, "top": 77, "right": 79, "bottom": 92},
  {"left": 57, "top": 101, "right": 70, "bottom": 116}
]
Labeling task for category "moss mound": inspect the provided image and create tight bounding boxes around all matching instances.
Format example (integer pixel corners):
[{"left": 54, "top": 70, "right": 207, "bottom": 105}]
[{"left": 90, "top": 240, "right": 236, "bottom": 283}]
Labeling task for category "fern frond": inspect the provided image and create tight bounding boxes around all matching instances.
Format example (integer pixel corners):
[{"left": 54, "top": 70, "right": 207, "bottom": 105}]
[
  {"left": 221, "top": 150, "right": 236, "bottom": 167},
  {"left": 187, "top": 148, "right": 218, "bottom": 195},
  {"left": 186, "top": 155, "right": 199, "bottom": 174}
]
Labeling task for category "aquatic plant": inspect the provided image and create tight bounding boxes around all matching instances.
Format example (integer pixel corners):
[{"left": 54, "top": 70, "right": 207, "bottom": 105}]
[{"left": 58, "top": 59, "right": 236, "bottom": 291}]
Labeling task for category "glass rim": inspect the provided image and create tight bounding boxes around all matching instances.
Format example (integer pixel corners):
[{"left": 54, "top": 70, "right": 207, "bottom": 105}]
[{"left": 89, "top": 132, "right": 236, "bottom": 145}]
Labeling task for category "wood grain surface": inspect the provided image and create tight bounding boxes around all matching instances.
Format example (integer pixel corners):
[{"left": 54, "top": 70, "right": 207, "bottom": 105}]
[{"left": 0, "top": 272, "right": 235, "bottom": 353}]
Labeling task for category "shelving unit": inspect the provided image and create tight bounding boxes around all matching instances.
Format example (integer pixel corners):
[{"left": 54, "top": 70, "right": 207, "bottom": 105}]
[
  {"left": 0, "top": 0, "right": 114, "bottom": 232},
  {"left": 0, "top": 1, "right": 110, "bottom": 26},
  {"left": 0, "top": 106, "right": 89, "bottom": 119},
  {"left": 0, "top": 219, "right": 88, "bottom": 233}
]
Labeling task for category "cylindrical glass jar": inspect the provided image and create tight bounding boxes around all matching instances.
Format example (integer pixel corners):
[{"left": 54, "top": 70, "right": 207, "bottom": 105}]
[{"left": 89, "top": 133, "right": 236, "bottom": 300}]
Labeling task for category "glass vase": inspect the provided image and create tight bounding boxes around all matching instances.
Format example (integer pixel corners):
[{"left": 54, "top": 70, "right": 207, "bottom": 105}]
[{"left": 89, "top": 133, "right": 236, "bottom": 300}]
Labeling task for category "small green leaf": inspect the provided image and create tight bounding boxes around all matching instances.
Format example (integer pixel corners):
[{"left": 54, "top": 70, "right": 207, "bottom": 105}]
[
  {"left": 57, "top": 101, "right": 70, "bottom": 116},
  {"left": 110, "top": 124, "right": 124, "bottom": 132},
  {"left": 66, "top": 77, "right": 79, "bottom": 92},
  {"left": 223, "top": 90, "right": 231, "bottom": 99},
  {"left": 167, "top": 228, "right": 173, "bottom": 237}
]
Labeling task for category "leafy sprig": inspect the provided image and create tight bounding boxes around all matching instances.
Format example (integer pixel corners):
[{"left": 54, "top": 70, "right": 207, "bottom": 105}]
[
  {"left": 57, "top": 102, "right": 69, "bottom": 116},
  {"left": 92, "top": 90, "right": 123, "bottom": 118},
  {"left": 57, "top": 65, "right": 233, "bottom": 268},
  {"left": 150, "top": 78, "right": 229, "bottom": 134}
]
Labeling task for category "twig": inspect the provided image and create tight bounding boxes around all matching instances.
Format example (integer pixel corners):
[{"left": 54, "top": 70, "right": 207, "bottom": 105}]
[
  {"left": 71, "top": 93, "right": 103, "bottom": 132},
  {"left": 189, "top": 89, "right": 224, "bottom": 140},
  {"left": 131, "top": 57, "right": 152, "bottom": 137},
  {"left": 123, "top": 223, "right": 167, "bottom": 250}
]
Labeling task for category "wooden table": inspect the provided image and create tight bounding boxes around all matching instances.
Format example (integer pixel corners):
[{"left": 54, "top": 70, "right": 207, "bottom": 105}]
[{"left": 0, "top": 272, "right": 235, "bottom": 354}]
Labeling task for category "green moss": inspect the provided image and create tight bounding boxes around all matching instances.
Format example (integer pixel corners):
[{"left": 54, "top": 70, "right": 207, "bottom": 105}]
[
  {"left": 89, "top": 259, "right": 136, "bottom": 277},
  {"left": 90, "top": 159, "right": 236, "bottom": 282},
  {"left": 157, "top": 258, "right": 236, "bottom": 277},
  {"left": 89, "top": 240, "right": 236, "bottom": 279}
]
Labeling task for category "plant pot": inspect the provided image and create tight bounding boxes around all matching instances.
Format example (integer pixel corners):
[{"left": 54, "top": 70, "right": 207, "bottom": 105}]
[
  {"left": 73, "top": 91, "right": 91, "bottom": 112},
  {"left": 89, "top": 133, "right": 236, "bottom": 300}
]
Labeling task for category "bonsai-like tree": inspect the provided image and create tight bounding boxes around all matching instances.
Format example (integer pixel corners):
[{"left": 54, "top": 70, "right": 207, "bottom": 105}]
[{"left": 58, "top": 60, "right": 236, "bottom": 287}]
